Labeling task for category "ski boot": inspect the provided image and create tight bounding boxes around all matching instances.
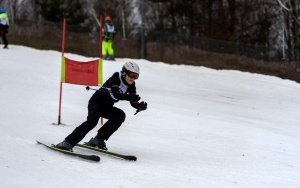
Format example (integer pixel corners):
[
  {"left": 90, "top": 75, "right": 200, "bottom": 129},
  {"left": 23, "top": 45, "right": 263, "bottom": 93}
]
[
  {"left": 87, "top": 136, "right": 108, "bottom": 150},
  {"left": 56, "top": 140, "right": 73, "bottom": 152}
]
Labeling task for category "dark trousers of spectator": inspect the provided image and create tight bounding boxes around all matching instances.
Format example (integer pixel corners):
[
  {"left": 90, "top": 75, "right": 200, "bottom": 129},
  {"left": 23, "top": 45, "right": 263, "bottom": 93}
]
[{"left": 0, "top": 24, "right": 8, "bottom": 48}]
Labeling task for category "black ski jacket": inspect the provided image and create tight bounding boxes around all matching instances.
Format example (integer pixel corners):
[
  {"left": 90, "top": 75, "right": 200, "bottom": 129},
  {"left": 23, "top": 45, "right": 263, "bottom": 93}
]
[{"left": 90, "top": 72, "right": 137, "bottom": 107}]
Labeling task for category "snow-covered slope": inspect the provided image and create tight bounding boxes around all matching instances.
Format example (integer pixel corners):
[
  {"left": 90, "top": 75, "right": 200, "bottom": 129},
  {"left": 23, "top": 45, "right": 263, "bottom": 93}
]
[{"left": 0, "top": 45, "right": 300, "bottom": 188}]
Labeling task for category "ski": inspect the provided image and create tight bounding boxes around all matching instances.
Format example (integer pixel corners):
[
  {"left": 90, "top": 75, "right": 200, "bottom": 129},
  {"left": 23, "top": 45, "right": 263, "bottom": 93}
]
[
  {"left": 36, "top": 141, "right": 100, "bottom": 162},
  {"left": 76, "top": 143, "right": 137, "bottom": 161}
]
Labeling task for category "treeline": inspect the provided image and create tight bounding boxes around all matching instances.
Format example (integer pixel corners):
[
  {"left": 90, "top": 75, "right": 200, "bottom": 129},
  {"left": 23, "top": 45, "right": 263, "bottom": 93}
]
[
  {"left": 145, "top": 0, "right": 300, "bottom": 52},
  {"left": 1, "top": 0, "right": 300, "bottom": 51}
]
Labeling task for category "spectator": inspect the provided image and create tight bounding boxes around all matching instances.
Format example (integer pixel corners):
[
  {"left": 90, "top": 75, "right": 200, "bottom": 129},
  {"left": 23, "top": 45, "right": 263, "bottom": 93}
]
[
  {"left": 0, "top": 8, "right": 9, "bottom": 49},
  {"left": 102, "top": 16, "right": 116, "bottom": 60}
]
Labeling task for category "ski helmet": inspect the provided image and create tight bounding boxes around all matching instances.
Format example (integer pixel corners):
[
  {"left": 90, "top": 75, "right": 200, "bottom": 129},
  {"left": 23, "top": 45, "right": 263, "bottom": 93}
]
[{"left": 122, "top": 61, "right": 140, "bottom": 75}]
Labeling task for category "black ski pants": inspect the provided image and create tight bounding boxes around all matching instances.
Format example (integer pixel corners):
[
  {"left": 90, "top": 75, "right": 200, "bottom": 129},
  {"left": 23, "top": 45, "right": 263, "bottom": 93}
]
[
  {"left": 65, "top": 98, "right": 126, "bottom": 146},
  {"left": 0, "top": 25, "right": 8, "bottom": 47}
]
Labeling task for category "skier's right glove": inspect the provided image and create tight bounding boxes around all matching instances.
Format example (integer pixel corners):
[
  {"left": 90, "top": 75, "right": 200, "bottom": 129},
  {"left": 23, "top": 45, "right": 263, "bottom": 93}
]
[
  {"left": 133, "top": 101, "right": 147, "bottom": 115},
  {"left": 138, "top": 101, "right": 147, "bottom": 111},
  {"left": 126, "top": 94, "right": 140, "bottom": 102}
]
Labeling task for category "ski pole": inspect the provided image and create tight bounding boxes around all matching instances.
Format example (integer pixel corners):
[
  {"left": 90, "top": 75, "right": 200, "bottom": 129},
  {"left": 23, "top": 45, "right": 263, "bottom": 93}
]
[
  {"left": 85, "top": 86, "right": 98, "bottom": 91},
  {"left": 86, "top": 86, "right": 111, "bottom": 93},
  {"left": 132, "top": 101, "right": 141, "bottom": 115},
  {"left": 134, "top": 109, "right": 141, "bottom": 115}
]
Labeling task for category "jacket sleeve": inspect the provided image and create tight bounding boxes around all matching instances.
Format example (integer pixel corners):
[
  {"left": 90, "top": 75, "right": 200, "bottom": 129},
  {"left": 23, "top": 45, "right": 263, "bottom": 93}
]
[
  {"left": 104, "top": 72, "right": 137, "bottom": 101},
  {"left": 111, "top": 83, "right": 137, "bottom": 101},
  {"left": 130, "top": 101, "right": 140, "bottom": 109},
  {"left": 111, "top": 85, "right": 130, "bottom": 100}
]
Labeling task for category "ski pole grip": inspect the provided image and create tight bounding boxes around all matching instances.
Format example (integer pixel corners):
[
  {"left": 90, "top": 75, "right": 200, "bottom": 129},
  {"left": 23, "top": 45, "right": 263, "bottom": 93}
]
[{"left": 134, "top": 109, "right": 140, "bottom": 115}]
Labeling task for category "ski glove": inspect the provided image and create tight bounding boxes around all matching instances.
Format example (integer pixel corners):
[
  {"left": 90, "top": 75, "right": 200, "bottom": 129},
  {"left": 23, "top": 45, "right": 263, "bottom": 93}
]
[
  {"left": 126, "top": 93, "right": 140, "bottom": 102},
  {"left": 138, "top": 101, "right": 147, "bottom": 111}
]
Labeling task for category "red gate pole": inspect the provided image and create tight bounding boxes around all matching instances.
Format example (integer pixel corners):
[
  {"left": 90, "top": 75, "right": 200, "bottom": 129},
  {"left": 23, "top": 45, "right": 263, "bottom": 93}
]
[
  {"left": 58, "top": 18, "right": 66, "bottom": 125},
  {"left": 99, "top": 15, "right": 104, "bottom": 125}
]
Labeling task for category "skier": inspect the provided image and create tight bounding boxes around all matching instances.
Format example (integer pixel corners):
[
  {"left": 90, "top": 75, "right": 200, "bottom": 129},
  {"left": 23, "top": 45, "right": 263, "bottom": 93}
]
[
  {"left": 102, "top": 16, "right": 116, "bottom": 60},
  {"left": 0, "top": 8, "right": 9, "bottom": 49},
  {"left": 56, "top": 61, "right": 147, "bottom": 151}
]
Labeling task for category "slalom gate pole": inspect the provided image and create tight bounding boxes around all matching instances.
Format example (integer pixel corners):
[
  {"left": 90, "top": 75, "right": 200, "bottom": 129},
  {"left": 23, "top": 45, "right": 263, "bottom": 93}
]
[
  {"left": 99, "top": 15, "right": 104, "bottom": 125},
  {"left": 57, "top": 18, "right": 66, "bottom": 125}
]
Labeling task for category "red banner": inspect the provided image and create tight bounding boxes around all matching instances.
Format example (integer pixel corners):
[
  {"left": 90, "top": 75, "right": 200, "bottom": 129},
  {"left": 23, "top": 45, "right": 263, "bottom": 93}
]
[{"left": 61, "top": 57, "right": 102, "bottom": 86}]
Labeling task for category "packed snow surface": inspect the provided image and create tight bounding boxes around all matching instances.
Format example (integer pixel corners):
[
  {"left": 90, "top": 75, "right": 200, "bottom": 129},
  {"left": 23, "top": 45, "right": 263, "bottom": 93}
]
[{"left": 0, "top": 45, "right": 300, "bottom": 188}]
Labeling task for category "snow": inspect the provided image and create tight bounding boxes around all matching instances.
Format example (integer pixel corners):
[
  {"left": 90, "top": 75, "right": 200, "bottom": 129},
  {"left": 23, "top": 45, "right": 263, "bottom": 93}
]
[{"left": 1, "top": 45, "right": 300, "bottom": 188}]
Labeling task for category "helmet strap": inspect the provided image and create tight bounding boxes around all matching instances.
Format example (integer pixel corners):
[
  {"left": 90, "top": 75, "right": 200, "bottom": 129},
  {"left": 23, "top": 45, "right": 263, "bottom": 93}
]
[{"left": 122, "top": 71, "right": 127, "bottom": 78}]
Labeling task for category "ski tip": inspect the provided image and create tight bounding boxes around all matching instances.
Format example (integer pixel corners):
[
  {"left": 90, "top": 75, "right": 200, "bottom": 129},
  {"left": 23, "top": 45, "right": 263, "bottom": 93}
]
[
  {"left": 91, "top": 155, "right": 101, "bottom": 162},
  {"left": 126, "top": 156, "right": 137, "bottom": 161}
]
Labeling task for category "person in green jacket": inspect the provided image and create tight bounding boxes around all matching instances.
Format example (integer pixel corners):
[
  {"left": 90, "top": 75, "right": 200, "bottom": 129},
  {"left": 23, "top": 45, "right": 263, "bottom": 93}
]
[
  {"left": 0, "top": 8, "right": 9, "bottom": 49},
  {"left": 102, "top": 16, "right": 116, "bottom": 60}
]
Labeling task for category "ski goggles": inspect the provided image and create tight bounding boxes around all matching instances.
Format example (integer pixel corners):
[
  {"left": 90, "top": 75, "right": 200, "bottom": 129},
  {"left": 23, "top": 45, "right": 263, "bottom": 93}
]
[{"left": 127, "top": 72, "right": 139, "bottom": 79}]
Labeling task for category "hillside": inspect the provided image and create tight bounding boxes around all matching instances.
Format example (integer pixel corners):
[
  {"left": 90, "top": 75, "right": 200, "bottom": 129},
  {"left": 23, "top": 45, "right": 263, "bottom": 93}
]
[{"left": 0, "top": 45, "right": 300, "bottom": 188}]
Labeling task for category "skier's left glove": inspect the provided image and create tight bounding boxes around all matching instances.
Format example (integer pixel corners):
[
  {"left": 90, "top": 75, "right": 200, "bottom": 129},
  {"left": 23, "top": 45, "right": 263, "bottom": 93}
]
[
  {"left": 131, "top": 101, "right": 147, "bottom": 115},
  {"left": 138, "top": 101, "right": 147, "bottom": 111}
]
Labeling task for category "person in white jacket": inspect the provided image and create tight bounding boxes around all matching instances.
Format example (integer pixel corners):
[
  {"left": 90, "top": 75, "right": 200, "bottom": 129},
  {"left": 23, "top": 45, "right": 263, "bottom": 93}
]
[{"left": 102, "top": 16, "right": 116, "bottom": 60}]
